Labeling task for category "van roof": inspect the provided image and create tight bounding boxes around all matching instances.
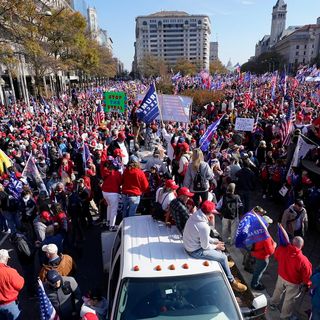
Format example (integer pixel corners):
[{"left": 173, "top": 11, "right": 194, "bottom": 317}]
[{"left": 121, "top": 215, "right": 222, "bottom": 278}]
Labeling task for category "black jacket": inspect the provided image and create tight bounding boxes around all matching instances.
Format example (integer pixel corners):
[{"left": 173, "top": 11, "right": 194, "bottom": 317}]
[{"left": 236, "top": 167, "right": 255, "bottom": 192}]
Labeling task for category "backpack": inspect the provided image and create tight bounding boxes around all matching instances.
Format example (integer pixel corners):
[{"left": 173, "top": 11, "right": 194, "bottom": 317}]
[
  {"left": 152, "top": 191, "right": 170, "bottom": 221},
  {"left": 220, "top": 195, "right": 238, "bottom": 220},
  {"left": 193, "top": 165, "right": 207, "bottom": 192}
]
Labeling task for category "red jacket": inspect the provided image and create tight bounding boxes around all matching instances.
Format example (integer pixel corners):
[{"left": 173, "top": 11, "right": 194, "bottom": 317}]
[
  {"left": 101, "top": 168, "right": 122, "bottom": 193},
  {"left": 251, "top": 237, "right": 275, "bottom": 260},
  {"left": 274, "top": 245, "right": 312, "bottom": 286},
  {"left": 0, "top": 263, "right": 24, "bottom": 304},
  {"left": 122, "top": 167, "right": 149, "bottom": 196}
]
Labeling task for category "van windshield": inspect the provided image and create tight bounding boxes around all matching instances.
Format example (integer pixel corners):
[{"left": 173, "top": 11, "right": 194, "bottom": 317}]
[{"left": 115, "top": 272, "right": 241, "bottom": 320}]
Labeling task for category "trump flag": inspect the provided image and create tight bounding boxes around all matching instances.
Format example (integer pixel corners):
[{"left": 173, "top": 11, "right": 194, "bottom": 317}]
[
  {"left": 199, "top": 115, "right": 224, "bottom": 152},
  {"left": 277, "top": 223, "right": 290, "bottom": 246},
  {"left": 136, "top": 83, "right": 160, "bottom": 124},
  {"left": 235, "top": 211, "right": 270, "bottom": 248}
]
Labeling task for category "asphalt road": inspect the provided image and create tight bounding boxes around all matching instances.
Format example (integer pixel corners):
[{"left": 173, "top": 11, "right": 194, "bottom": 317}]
[{"left": 1, "top": 188, "right": 319, "bottom": 320}]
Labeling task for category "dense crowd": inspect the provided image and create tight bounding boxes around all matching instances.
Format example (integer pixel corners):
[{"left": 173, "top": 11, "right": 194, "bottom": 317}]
[{"left": 0, "top": 72, "right": 320, "bottom": 320}]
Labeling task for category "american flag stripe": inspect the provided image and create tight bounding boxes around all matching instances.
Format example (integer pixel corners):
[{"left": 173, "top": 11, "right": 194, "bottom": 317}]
[
  {"left": 94, "top": 104, "right": 105, "bottom": 126},
  {"left": 38, "top": 279, "right": 59, "bottom": 320},
  {"left": 279, "top": 100, "right": 295, "bottom": 145}
]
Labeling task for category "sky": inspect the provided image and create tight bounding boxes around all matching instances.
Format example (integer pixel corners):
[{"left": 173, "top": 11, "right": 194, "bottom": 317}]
[{"left": 85, "top": 0, "right": 320, "bottom": 71}]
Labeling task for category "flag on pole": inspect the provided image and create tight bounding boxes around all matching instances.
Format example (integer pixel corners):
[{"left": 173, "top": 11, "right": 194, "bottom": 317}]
[
  {"left": 279, "top": 70, "right": 287, "bottom": 96},
  {"left": 277, "top": 223, "right": 290, "bottom": 246},
  {"left": 8, "top": 172, "right": 23, "bottom": 199},
  {"left": 38, "top": 278, "right": 60, "bottom": 320},
  {"left": 252, "top": 113, "right": 259, "bottom": 133},
  {"left": 136, "top": 83, "right": 160, "bottom": 124},
  {"left": 199, "top": 114, "right": 224, "bottom": 152},
  {"left": 235, "top": 211, "right": 270, "bottom": 248},
  {"left": 82, "top": 143, "right": 91, "bottom": 169},
  {"left": 22, "top": 155, "right": 48, "bottom": 194},
  {"left": 279, "top": 99, "right": 295, "bottom": 145},
  {"left": 270, "top": 71, "right": 278, "bottom": 100},
  {"left": 243, "top": 91, "right": 252, "bottom": 108},
  {"left": 94, "top": 103, "right": 105, "bottom": 126},
  {"left": 0, "top": 149, "right": 12, "bottom": 174}
]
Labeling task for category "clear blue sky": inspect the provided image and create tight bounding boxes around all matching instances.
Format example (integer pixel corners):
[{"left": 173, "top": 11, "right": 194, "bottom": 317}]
[{"left": 86, "top": 0, "right": 320, "bottom": 71}]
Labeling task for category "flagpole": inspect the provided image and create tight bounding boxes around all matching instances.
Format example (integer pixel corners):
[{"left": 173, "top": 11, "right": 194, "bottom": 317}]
[
  {"left": 299, "top": 133, "right": 320, "bottom": 147},
  {"left": 154, "top": 82, "right": 164, "bottom": 126}
]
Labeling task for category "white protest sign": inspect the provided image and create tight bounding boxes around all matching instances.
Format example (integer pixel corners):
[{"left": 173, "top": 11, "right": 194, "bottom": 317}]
[{"left": 235, "top": 118, "right": 255, "bottom": 132}]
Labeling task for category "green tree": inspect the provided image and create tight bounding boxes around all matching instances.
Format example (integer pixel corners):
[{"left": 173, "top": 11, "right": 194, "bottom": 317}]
[
  {"left": 139, "top": 54, "right": 168, "bottom": 78},
  {"left": 210, "top": 59, "right": 227, "bottom": 74},
  {"left": 174, "top": 58, "right": 196, "bottom": 76}
]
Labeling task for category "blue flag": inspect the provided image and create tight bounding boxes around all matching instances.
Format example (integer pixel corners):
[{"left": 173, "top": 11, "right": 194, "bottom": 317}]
[
  {"left": 235, "top": 211, "right": 270, "bottom": 248},
  {"left": 136, "top": 83, "right": 160, "bottom": 124},
  {"left": 82, "top": 143, "right": 91, "bottom": 169},
  {"left": 199, "top": 115, "right": 224, "bottom": 152},
  {"left": 8, "top": 172, "right": 23, "bottom": 199},
  {"left": 36, "top": 124, "right": 47, "bottom": 136},
  {"left": 277, "top": 223, "right": 290, "bottom": 246}
]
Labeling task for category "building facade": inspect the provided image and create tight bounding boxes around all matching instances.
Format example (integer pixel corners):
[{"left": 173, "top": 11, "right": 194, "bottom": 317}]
[
  {"left": 38, "top": 0, "right": 73, "bottom": 10},
  {"left": 269, "top": 0, "right": 287, "bottom": 47},
  {"left": 134, "top": 11, "right": 211, "bottom": 74},
  {"left": 209, "top": 41, "right": 218, "bottom": 62},
  {"left": 87, "top": 7, "right": 99, "bottom": 41}
]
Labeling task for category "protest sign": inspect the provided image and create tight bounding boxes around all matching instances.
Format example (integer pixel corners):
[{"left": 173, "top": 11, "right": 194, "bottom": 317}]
[
  {"left": 235, "top": 117, "right": 255, "bottom": 131},
  {"left": 103, "top": 91, "right": 126, "bottom": 113},
  {"left": 137, "top": 94, "right": 192, "bottom": 123}
]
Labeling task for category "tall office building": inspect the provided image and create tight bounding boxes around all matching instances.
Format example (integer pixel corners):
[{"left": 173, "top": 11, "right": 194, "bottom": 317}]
[
  {"left": 87, "top": 7, "right": 99, "bottom": 40},
  {"left": 209, "top": 42, "right": 219, "bottom": 61},
  {"left": 134, "top": 11, "right": 211, "bottom": 74}
]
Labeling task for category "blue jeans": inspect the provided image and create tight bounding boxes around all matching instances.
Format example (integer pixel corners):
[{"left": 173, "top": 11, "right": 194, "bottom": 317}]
[
  {"left": 2, "top": 212, "right": 21, "bottom": 234},
  {"left": 188, "top": 248, "right": 234, "bottom": 282},
  {"left": 251, "top": 257, "right": 269, "bottom": 288},
  {"left": 312, "top": 308, "right": 320, "bottom": 320},
  {"left": 0, "top": 301, "right": 21, "bottom": 320},
  {"left": 122, "top": 195, "right": 140, "bottom": 218}
]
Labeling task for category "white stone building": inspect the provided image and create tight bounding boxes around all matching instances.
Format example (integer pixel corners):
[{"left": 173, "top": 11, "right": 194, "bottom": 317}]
[
  {"left": 87, "top": 7, "right": 99, "bottom": 41},
  {"left": 134, "top": 11, "right": 211, "bottom": 74}
]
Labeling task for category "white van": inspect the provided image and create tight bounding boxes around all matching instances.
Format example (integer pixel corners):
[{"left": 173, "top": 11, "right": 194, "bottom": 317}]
[{"left": 105, "top": 215, "right": 267, "bottom": 320}]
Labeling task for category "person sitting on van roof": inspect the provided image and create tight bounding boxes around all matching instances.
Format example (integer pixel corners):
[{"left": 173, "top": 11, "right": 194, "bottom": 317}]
[
  {"left": 183, "top": 200, "right": 247, "bottom": 293},
  {"left": 169, "top": 187, "right": 194, "bottom": 233}
]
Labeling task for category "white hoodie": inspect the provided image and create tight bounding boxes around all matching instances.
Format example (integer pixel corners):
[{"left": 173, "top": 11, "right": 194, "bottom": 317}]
[{"left": 183, "top": 209, "right": 219, "bottom": 253}]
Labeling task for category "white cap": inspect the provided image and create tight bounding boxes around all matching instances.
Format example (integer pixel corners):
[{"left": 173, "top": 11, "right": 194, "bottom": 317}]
[
  {"left": 0, "top": 249, "right": 10, "bottom": 259},
  {"left": 42, "top": 244, "right": 58, "bottom": 255},
  {"left": 263, "top": 215, "right": 273, "bottom": 224}
]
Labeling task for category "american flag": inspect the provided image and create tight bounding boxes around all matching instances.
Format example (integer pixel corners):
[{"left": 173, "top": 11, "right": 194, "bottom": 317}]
[
  {"left": 279, "top": 100, "right": 295, "bottom": 145},
  {"left": 252, "top": 113, "right": 259, "bottom": 133},
  {"left": 38, "top": 279, "right": 59, "bottom": 320},
  {"left": 94, "top": 103, "right": 105, "bottom": 126},
  {"left": 244, "top": 91, "right": 251, "bottom": 108}
]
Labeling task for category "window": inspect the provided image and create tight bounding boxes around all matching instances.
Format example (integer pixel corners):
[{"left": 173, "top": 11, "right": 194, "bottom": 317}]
[
  {"left": 142, "top": 21, "right": 147, "bottom": 26},
  {"left": 296, "top": 45, "right": 299, "bottom": 49},
  {"left": 304, "top": 44, "right": 307, "bottom": 49},
  {"left": 296, "top": 51, "right": 299, "bottom": 56},
  {"left": 114, "top": 273, "right": 240, "bottom": 320},
  {"left": 304, "top": 51, "right": 306, "bottom": 55}
]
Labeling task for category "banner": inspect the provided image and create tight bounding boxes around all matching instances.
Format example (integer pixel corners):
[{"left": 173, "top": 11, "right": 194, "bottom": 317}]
[
  {"left": 235, "top": 118, "right": 255, "bottom": 132},
  {"left": 136, "top": 83, "right": 160, "bottom": 124},
  {"left": 103, "top": 91, "right": 126, "bottom": 113},
  {"left": 0, "top": 149, "right": 12, "bottom": 174},
  {"left": 235, "top": 211, "right": 270, "bottom": 248},
  {"left": 137, "top": 93, "right": 192, "bottom": 123}
]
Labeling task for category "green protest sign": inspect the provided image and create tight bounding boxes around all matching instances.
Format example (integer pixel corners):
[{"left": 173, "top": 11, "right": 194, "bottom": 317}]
[{"left": 103, "top": 91, "right": 126, "bottom": 113}]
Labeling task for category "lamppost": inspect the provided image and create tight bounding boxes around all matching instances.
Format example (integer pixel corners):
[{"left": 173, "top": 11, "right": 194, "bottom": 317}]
[{"left": 0, "top": 77, "right": 5, "bottom": 106}]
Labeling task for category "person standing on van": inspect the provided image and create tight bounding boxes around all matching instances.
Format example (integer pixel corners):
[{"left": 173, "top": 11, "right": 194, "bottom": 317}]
[
  {"left": 216, "top": 183, "right": 243, "bottom": 245},
  {"left": 122, "top": 155, "right": 149, "bottom": 218},
  {"left": 101, "top": 157, "right": 122, "bottom": 230},
  {"left": 183, "top": 201, "right": 247, "bottom": 293},
  {"left": 183, "top": 149, "right": 215, "bottom": 207}
]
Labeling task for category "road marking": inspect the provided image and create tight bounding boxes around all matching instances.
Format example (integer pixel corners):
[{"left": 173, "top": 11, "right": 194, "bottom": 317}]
[{"left": 0, "top": 233, "right": 10, "bottom": 247}]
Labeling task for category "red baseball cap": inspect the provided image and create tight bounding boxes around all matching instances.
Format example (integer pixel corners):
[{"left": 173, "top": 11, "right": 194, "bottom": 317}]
[
  {"left": 40, "top": 211, "right": 51, "bottom": 221},
  {"left": 113, "top": 148, "right": 125, "bottom": 158},
  {"left": 165, "top": 179, "right": 179, "bottom": 190},
  {"left": 201, "top": 200, "right": 217, "bottom": 215},
  {"left": 178, "top": 187, "right": 194, "bottom": 197},
  {"left": 15, "top": 172, "right": 22, "bottom": 179},
  {"left": 82, "top": 313, "right": 98, "bottom": 320},
  {"left": 118, "top": 131, "right": 126, "bottom": 140}
]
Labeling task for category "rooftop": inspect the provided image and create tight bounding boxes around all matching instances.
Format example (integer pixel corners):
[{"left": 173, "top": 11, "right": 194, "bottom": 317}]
[{"left": 137, "top": 11, "right": 209, "bottom": 19}]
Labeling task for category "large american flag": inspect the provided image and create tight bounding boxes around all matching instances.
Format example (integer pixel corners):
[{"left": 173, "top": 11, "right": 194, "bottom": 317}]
[
  {"left": 38, "top": 279, "right": 59, "bottom": 320},
  {"left": 279, "top": 100, "right": 295, "bottom": 145},
  {"left": 94, "top": 103, "right": 105, "bottom": 126},
  {"left": 244, "top": 91, "right": 251, "bottom": 108}
]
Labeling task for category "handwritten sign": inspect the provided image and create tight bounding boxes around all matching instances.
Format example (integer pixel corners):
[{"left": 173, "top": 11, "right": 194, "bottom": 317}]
[
  {"left": 103, "top": 91, "right": 126, "bottom": 113},
  {"left": 235, "top": 118, "right": 255, "bottom": 132}
]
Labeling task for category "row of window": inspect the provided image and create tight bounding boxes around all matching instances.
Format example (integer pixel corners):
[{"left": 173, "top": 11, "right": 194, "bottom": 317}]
[{"left": 296, "top": 44, "right": 314, "bottom": 49}]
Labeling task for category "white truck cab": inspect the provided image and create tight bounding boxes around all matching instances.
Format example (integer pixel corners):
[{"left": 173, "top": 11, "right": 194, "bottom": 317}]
[{"left": 105, "top": 215, "right": 266, "bottom": 320}]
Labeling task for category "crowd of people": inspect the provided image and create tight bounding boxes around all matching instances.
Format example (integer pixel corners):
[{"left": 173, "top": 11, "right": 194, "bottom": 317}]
[{"left": 0, "top": 70, "right": 319, "bottom": 320}]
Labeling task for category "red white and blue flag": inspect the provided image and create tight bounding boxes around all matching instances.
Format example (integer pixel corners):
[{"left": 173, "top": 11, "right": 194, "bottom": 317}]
[
  {"left": 94, "top": 103, "right": 105, "bottom": 126},
  {"left": 38, "top": 279, "right": 60, "bottom": 320},
  {"left": 279, "top": 99, "right": 295, "bottom": 145}
]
